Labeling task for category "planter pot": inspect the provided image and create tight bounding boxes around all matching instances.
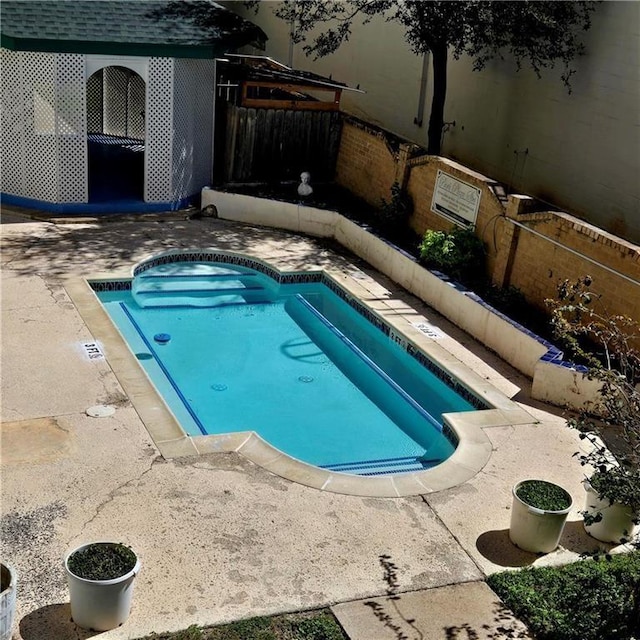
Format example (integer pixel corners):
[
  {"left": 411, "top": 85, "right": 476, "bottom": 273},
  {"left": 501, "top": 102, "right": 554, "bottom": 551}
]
[
  {"left": 65, "top": 542, "right": 140, "bottom": 631},
  {"left": 583, "top": 481, "right": 639, "bottom": 543},
  {"left": 1, "top": 563, "right": 17, "bottom": 640},
  {"left": 509, "top": 480, "right": 573, "bottom": 553}
]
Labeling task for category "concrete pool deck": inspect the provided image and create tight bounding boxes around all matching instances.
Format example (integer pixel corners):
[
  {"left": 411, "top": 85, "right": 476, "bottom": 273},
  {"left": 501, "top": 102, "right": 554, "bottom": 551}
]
[{"left": 0, "top": 208, "right": 617, "bottom": 639}]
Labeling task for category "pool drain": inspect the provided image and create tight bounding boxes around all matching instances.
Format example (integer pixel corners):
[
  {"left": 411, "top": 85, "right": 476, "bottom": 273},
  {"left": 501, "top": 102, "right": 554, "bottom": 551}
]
[
  {"left": 86, "top": 405, "right": 116, "bottom": 418},
  {"left": 211, "top": 383, "right": 228, "bottom": 391},
  {"left": 298, "top": 376, "right": 314, "bottom": 383}
]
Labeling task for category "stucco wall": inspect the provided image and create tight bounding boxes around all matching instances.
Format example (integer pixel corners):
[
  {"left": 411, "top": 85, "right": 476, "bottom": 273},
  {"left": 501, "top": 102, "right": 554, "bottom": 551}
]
[{"left": 228, "top": 1, "right": 640, "bottom": 243}]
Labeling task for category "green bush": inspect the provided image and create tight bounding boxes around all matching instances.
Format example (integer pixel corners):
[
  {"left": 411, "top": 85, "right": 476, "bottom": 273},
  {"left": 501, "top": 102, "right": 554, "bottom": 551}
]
[
  {"left": 377, "top": 182, "right": 413, "bottom": 231},
  {"left": 488, "top": 552, "right": 640, "bottom": 640},
  {"left": 418, "top": 227, "right": 485, "bottom": 286},
  {"left": 285, "top": 612, "right": 348, "bottom": 640}
]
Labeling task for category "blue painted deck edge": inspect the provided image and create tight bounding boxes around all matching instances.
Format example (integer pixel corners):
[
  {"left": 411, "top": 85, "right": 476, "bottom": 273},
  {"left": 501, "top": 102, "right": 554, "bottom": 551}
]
[{"left": 1, "top": 192, "right": 194, "bottom": 214}]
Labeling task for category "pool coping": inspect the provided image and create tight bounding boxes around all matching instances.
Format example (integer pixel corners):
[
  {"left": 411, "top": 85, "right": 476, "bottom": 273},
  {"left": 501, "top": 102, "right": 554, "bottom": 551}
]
[{"left": 65, "top": 250, "right": 537, "bottom": 498}]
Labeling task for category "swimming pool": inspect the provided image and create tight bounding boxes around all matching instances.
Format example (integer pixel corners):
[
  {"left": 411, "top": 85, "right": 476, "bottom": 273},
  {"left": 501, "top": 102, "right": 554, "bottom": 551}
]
[{"left": 95, "top": 257, "right": 484, "bottom": 476}]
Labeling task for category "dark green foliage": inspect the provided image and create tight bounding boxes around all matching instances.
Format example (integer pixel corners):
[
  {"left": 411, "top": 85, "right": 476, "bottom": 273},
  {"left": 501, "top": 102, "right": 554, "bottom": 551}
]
[
  {"left": 418, "top": 227, "right": 486, "bottom": 286},
  {"left": 377, "top": 182, "right": 413, "bottom": 232},
  {"left": 515, "top": 480, "right": 572, "bottom": 511},
  {"left": 284, "top": 612, "right": 348, "bottom": 640},
  {"left": 136, "top": 610, "right": 348, "bottom": 640},
  {"left": 488, "top": 551, "right": 640, "bottom": 640},
  {"left": 67, "top": 542, "right": 137, "bottom": 581},
  {"left": 206, "top": 616, "right": 276, "bottom": 640}
]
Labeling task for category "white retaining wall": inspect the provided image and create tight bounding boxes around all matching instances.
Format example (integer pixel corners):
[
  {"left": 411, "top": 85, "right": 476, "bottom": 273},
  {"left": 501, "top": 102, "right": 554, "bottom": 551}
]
[{"left": 201, "top": 188, "right": 595, "bottom": 411}]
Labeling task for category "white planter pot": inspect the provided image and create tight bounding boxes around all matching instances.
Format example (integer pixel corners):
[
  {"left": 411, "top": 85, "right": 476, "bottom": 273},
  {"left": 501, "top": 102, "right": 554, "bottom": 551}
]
[
  {"left": 0, "top": 563, "right": 17, "bottom": 640},
  {"left": 509, "top": 480, "right": 573, "bottom": 553},
  {"left": 583, "top": 481, "right": 639, "bottom": 544},
  {"left": 65, "top": 543, "right": 140, "bottom": 631}
]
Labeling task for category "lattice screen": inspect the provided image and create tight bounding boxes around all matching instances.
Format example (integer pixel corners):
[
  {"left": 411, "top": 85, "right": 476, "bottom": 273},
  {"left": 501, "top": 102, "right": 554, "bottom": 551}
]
[
  {"left": 56, "top": 54, "right": 87, "bottom": 202},
  {"left": 1, "top": 49, "right": 87, "bottom": 203},
  {"left": 87, "top": 67, "right": 145, "bottom": 139},
  {"left": 87, "top": 71, "right": 103, "bottom": 133},
  {"left": 22, "top": 52, "right": 58, "bottom": 201},
  {"left": 1, "top": 49, "right": 23, "bottom": 196},
  {"left": 146, "top": 57, "right": 174, "bottom": 202},
  {"left": 172, "top": 59, "right": 215, "bottom": 202}
]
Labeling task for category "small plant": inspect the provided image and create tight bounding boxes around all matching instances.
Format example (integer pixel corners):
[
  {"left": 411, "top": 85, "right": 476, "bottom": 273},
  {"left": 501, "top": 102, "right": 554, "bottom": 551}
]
[
  {"left": 515, "top": 480, "right": 572, "bottom": 511},
  {"left": 67, "top": 542, "right": 137, "bottom": 581},
  {"left": 286, "top": 612, "right": 347, "bottom": 640},
  {"left": 488, "top": 551, "right": 640, "bottom": 640},
  {"left": 418, "top": 226, "right": 485, "bottom": 286},
  {"left": 546, "top": 276, "right": 640, "bottom": 541},
  {"left": 377, "top": 182, "right": 413, "bottom": 231}
]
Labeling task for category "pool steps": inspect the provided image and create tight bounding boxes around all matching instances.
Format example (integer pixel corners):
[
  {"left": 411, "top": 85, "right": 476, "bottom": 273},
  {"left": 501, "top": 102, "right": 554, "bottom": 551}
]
[
  {"left": 322, "top": 454, "right": 442, "bottom": 476},
  {"left": 132, "top": 273, "right": 272, "bottom": 308}
]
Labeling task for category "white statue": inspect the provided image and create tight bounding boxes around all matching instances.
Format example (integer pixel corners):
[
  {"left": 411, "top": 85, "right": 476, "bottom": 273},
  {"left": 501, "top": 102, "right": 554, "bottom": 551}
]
[{"left": 297, "top": 171, "right": 313, "bottom": 197}]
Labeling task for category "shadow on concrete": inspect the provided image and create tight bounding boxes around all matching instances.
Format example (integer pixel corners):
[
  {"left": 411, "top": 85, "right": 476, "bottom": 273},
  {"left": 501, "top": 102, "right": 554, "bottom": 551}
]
[
  {"left": 559, "top": 519, "right": 615, "bottom": 555},
  {"left": 477, "top": 520, "right": 614, "bottom": 568},
  {"left": 20, "top": 603, "right": 98, "bottom": 640},
  {"left": 476, "top": 529, "right": 539, "bottom": 567}
]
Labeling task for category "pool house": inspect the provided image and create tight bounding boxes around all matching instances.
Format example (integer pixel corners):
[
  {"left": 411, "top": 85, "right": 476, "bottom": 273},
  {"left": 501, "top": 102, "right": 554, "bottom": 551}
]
[{"left": 0, "top": 0, "right": 265, "bottom": 213}]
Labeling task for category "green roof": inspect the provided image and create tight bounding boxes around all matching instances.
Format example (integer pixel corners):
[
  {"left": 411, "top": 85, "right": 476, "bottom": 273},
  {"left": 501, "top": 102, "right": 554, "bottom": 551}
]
[{"left": 0, "top": 0, "right": 266, "bottom": 58}]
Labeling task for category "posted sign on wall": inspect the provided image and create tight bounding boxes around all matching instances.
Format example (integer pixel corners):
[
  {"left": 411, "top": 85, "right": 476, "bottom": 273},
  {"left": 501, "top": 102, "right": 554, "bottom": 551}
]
[{"left": 430, "top": 170, "right": 481, "bottom": 227}]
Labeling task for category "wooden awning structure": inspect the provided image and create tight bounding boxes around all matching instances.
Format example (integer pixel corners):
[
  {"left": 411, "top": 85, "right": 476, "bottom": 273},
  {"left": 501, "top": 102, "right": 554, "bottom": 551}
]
[{"left": 219, "top": 54, "right": 362, "bottom": 112}]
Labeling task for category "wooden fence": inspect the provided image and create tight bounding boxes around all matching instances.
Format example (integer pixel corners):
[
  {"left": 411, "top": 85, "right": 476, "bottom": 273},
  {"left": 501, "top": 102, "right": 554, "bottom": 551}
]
[{"left": 218, "top": 104, "right": 342, "bottom": 184}]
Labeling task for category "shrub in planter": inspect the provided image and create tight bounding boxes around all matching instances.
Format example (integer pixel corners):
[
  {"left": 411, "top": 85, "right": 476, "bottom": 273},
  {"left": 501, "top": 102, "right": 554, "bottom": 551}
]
[
  {"left": 418, "top": 227, "right": 485, "bottom": 287},
  {"left": 377, "top": 182, "right": 413, "bottom": 234},
  {"left": 547, "top": 277, "right": 640, "bottom": 545},
  {"left": 65, "top": 542, "right": 140, "bottom": 631},
  {"left": 509, "top": 479, "right": 573, "bottom": 553}
]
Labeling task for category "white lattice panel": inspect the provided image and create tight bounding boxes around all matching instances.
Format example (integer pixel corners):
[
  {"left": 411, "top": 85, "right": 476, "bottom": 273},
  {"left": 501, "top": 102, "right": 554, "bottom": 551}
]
[
  {"left": 1, "top": 50, "right": 88, "bottom": 203},
  {"left": 146, "top": 58, "right": 174, "bottom": 202},
  {"left": 128, "top": 74, "right": 146, "bottom": 140},
  {"left": 22, "top": 52, "right": 59, "bottom": 201},
  {"left": 86, "top": 71, "right": 103, "bottom": 133},
  {"left": 1, "top": 49, "right": 23, "bottom": 195},
  {"left": 56, "top": 54, "right": 87, "bottom": 202},
  {"left": 172, "top": 59, "right": 215, "bottom": 202},
  {"left": 104, "top": 67, "right": 128, "bottom": 136}
]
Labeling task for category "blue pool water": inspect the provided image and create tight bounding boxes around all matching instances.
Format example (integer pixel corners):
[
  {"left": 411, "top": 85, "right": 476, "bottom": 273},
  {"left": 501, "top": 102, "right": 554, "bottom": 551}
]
[{"left": 97, "top": 262, "right": 476, "bottom": 475}]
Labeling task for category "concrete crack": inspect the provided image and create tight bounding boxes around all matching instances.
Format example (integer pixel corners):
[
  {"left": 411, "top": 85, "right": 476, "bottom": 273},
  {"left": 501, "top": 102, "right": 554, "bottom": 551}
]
[{"left": 75, "top": 456, "right": 161, "bottom": 536}]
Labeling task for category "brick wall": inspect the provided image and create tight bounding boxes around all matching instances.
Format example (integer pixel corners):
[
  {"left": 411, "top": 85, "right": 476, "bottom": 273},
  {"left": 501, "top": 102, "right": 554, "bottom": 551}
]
[
  {"left": 334, "top": 117, "right": 640, "bottom": 325},
  {"left": 334, "top": 118, "right": 404, "bottom": 209},
  {"left": 500, "top": 210, "right": 640, "bottom": 321}
]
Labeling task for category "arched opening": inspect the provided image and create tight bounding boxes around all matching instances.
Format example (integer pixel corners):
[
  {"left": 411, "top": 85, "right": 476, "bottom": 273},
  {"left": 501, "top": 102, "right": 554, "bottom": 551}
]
[{"left": 86, "top": 66, "right": 146, "bottom": 204}]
